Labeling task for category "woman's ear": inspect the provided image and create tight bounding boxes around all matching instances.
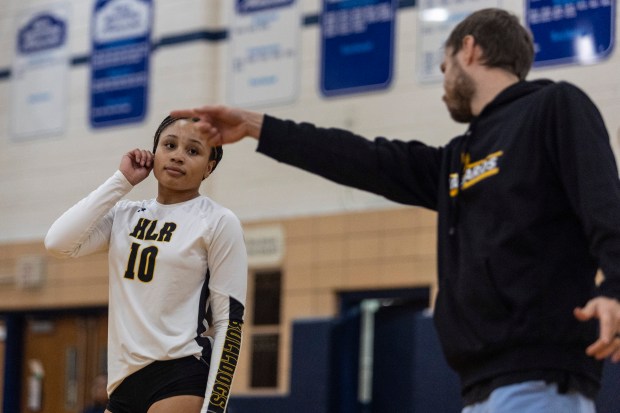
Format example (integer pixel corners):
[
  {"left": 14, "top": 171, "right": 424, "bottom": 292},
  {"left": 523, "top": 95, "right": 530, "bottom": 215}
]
[{"left": 203, "top": 160, "right": 217, "bottom": 180}]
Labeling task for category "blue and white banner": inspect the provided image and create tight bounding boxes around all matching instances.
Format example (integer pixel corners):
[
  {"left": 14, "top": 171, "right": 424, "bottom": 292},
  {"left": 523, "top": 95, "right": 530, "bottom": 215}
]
[
  {"left": 320, "top": 0, "right": 397, "bottom": 97},
  {"left": 416, "top": 0, "right": 499, "bottom": 83},
  {"left": 228, "top": 0, "right": 300, "bottom": 107},
  {"left": 527, "top": 0, "right": 615, "bottom": 67},
  {"left": 90, "top": 0, "right": 152, "bottom": 128},
  {"left": 11, "top": 3, "right": 70, "bottom": 140}
]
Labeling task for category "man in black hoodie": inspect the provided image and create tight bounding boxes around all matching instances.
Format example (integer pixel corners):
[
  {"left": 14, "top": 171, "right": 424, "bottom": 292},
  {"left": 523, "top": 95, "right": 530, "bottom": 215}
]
[{"left": 172, "top": 7, "right": 620, "bottom": 413}]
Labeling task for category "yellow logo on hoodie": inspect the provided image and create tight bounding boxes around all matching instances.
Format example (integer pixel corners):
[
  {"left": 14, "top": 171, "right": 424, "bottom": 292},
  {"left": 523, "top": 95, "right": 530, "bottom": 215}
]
[{"left": 450, "top": 151, "right": 504, "bottom": 197}]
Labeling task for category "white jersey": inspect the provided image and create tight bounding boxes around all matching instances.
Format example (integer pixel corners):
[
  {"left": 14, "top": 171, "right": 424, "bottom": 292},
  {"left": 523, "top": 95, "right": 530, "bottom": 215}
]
[{"left": 45, "top": 171, "right": 247, "bottom": 413}]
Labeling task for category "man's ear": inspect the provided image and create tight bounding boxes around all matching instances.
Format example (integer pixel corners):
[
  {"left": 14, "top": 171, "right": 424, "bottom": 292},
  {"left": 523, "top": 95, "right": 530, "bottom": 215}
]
[{"left": 460, "top": 35, "right": 478, "bottom": 65}]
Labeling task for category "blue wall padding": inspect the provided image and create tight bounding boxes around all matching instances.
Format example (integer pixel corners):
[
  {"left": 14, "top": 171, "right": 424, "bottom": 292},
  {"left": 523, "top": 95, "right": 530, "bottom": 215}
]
[
  {"left": 288, "top": 318, "right": 333, "bottom": 412},
  {"left": 229, "top": 318, "right": 333, "bottom": 413},
  {"left": 226, "top": 396, "right": 289, "bottom": 413},
  {"left": 328, "top": 309, "right": 361, "bottom": 413},
  {"left": 597, "top": 359, "right": 620, "bottom": 413},
  {"left": 3, "top": 315, "right": 24, "bottom": 413},
  {"left": 411, "top": 313, "right": 462, "bottom": 413},
  {"left": 372, "top": 304, "right": 417, "bottom": 412}
]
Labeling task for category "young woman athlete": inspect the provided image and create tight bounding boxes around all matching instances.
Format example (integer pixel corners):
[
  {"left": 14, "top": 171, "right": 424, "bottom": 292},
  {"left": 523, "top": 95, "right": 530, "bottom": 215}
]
[{"left": 46, "top": 116, "right": 247, "bottom": 413}]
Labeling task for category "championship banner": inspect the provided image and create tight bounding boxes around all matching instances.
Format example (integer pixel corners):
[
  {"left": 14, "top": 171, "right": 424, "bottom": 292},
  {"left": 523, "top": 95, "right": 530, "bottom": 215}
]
[
  {"left": 320, "top": 0, "right": 397, "bottom": 97},
  {"left": 11, "top": 3, "right": 70, "bottom": 140},
  {"left": 228, "top": 0, "right": 300, "bottom": 108},
  {"left": 527, "top": 0, "right": 615, "bottom": 67},
  {"left": 90, "top": 0, "right": 152, "bottom": 128},
  {"left": 416, "top": 0, "right": 499, "bottom": 83}
]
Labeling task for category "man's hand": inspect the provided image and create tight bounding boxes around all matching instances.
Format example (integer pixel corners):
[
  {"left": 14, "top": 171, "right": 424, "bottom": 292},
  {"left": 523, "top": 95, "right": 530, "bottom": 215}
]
[
  {"left": 170, "top": 105, "right": 264, "bottom": 146},
  {"left": 574, "top": 296, "right": 620, "bottom": 362},
  {"left": 120, "top": 149, "right": 153, "bottom": 186}
]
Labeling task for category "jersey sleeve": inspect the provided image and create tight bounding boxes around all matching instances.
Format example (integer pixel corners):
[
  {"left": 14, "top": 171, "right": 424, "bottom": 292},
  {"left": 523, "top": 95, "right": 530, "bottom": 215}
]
[
  {"left": 45, "top": 170, "right": 134, "bottom": 258},
  {"left": 201, "top": 210, "right": 247, "bottom": 413}
]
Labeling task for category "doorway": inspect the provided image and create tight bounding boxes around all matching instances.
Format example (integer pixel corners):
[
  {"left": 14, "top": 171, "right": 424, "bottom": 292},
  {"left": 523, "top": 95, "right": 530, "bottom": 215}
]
[{"left": 2, "top": 309, "right": 107, "bottom": 413}]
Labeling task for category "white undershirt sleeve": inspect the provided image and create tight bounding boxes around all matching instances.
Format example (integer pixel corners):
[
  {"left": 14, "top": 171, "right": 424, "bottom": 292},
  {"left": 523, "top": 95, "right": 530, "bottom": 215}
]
[
  {"left": 201, "top": 211, "right": 247, "bottom": 413},
  {"left": 45, "top": 170, "right": 133, "bottom": 258}
]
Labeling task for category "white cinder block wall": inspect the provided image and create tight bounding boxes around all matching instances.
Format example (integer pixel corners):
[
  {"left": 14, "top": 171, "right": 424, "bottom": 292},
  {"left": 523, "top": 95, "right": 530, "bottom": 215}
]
[{"left": 1, "top": 0, "right": 619, "bottom": 243}]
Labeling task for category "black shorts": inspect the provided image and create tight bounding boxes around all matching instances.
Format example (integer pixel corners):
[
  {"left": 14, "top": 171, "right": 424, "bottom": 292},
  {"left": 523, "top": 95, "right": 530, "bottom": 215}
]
[{"left": 107, "top": 356, "right": 209, "bottom": 413}]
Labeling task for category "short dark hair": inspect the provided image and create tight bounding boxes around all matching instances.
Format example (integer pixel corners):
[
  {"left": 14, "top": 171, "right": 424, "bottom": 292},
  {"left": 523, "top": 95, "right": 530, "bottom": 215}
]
[
  {"left": 152, "top": 115, "right": 223, "bottom": 172},
  {"left": 445, "top": 8, "right": 534, "bottom": 80}
]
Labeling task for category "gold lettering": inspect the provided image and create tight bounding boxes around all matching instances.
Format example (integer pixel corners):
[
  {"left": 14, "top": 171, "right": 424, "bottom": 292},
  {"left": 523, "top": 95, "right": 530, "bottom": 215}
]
[
  {"left": 209, "top": 392, "right": 226, "bottom": 408},
  {"left": 129, "top": 218, "right": 150, "bottom": 240},
  {"left": 130, "top": 219, "right": 178, "bottom": 243},
  {"left": 216, "top": 371, "right": 233, "bottom": 385},
  {"left": 157, "top": 222, "right": 177, "bottom": 242},
  {"left": 207, "top": 320, "right": 243, "bottom": 412},
  {"left": 144, "top": 220, "right": 159, "bottom": 241}
]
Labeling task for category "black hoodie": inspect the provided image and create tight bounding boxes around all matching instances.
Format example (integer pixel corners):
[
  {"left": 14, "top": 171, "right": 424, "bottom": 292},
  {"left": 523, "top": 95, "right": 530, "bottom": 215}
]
[{"left": 256, "top": 80, "right": 620, "bottom": 402}]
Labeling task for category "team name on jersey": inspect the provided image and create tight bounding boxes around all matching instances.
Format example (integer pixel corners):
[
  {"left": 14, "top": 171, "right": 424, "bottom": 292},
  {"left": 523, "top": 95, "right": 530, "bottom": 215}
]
[
  {"left": 209, "top": 320, "right": 243, "bottom": 412},
  {"left": 449, "top": 151, "right": 503, "bottom": 197},
  {"left": 129, "top": 218, "right": 177, "bottom": 242},
  {"left": 124, "top": 219, "right": 178, "bottom": 282}
]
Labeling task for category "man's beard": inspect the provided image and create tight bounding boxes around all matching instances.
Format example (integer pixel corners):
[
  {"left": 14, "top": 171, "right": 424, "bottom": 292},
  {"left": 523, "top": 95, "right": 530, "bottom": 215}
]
[{"left": 444, "top": 64, "right": 476, "bottom": 123}]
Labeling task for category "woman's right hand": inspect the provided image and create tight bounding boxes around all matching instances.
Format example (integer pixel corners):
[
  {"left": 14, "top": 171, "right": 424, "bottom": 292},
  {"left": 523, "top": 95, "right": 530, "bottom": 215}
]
[{"left": 119, "top": 149, "right": 154, "bottom": 186}]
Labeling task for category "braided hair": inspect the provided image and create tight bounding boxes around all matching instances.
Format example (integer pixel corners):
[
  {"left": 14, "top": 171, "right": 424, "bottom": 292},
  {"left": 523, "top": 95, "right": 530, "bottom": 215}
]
[{"left": 152, "top": 115, "right": 223, "bottom": 172}]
